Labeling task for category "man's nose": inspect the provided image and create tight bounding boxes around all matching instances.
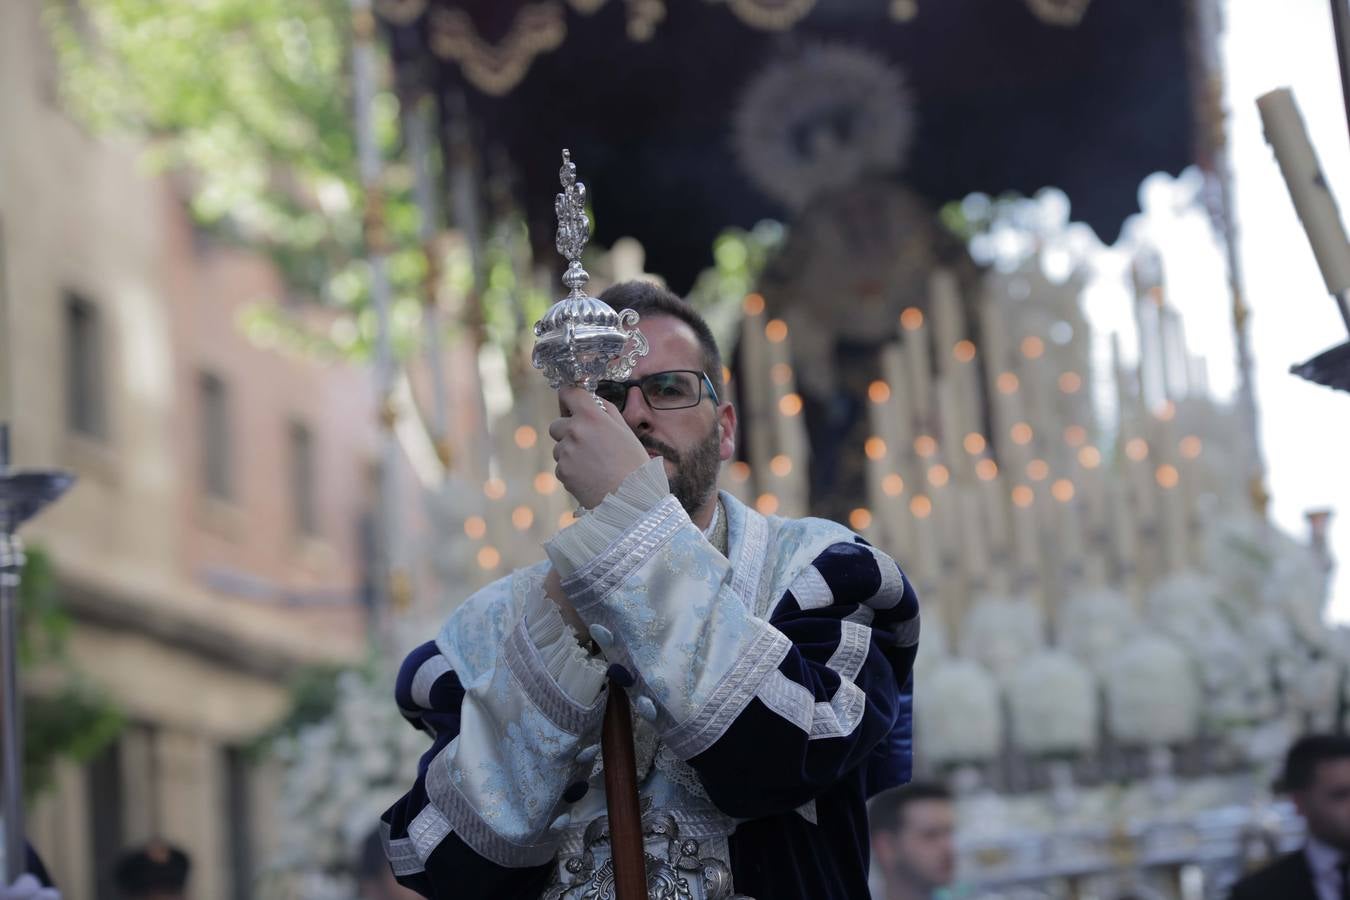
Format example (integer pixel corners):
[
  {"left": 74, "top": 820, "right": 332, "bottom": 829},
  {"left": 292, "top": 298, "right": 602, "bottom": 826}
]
[{"left": 621, "top": 384, "right": 652, "bottom": 431}]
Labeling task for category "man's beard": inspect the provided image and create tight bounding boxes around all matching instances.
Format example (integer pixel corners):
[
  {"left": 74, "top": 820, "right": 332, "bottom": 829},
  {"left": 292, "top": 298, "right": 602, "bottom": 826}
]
[{"left": 640, "top": 422, "right": 721, "bottom": 517}]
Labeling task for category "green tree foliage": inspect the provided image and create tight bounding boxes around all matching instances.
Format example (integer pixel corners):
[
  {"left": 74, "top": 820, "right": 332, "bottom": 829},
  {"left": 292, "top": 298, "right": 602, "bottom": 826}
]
[
  {"left": 42, "top": 0, "right": 430, "bottom": 359},
  {"left": 17, "top": 547, "right": 125, "bottom": 795}
]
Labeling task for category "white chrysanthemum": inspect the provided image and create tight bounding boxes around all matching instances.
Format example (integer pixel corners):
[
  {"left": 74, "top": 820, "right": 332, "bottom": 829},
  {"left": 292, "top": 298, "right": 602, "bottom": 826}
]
[
  {"left": 916, "top": 659, "right": 1003, "bottom": 764},
  {"left": 1102, "top": 634, "right": 1200, "bottom": 746},
  {"left": 1264, "top": 538, "right": 1332, "bottom": 649},
  {"left": 1145, "top": 571, "right": 1224, "bottom": 637},
  {"left": 1288, "top": 656, "right": 1342, "bottom": 729},
  {"left": 960, "top": 596, "right": 1044, "bottom": 677},
  {"left": 913, "top": 611, "right": 949, "bottom": 677},
  {"left": 1058, "top": 587, "right": 1137, "bottom": 673},
  {"left": 1006, "top": 650, "right": 1098, "bottom": 756},
  {"left": 1143, "top": 570, "right": 1272, "bottom": 730},
  {"left": 262, "top": 666, "right": 433, "bottom": 900},
  {"left": 1203, "top": 515, "right": 1280, "bottom": 612}
]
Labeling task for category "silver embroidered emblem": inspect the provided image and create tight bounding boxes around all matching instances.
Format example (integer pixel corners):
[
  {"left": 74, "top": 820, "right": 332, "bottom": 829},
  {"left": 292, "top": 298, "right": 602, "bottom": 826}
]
[{"left": 542, "top": 811, "right": 751, "bottom": 900}]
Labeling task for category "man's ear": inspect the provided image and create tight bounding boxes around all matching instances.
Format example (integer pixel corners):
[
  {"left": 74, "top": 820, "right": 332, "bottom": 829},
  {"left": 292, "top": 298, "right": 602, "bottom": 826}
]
[{"left": 718, "top": 403, "right": 737, "bottom": 462}]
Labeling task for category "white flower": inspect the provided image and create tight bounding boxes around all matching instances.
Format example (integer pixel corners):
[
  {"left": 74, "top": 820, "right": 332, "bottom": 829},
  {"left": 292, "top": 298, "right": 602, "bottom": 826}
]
[
  {"left": 914, "top": 612, "right": 949, "bottom": 677},
  {"left": 960, "top": 595, "right": 1044, "bottom": 677},
  {"left": 1059, "top": 587, "right": 1137, "bottom": 673},
  {"left": 1006, "top": 651, "right": 1097, "bottom": 756},
  {"left": 1102, "top": 633, "right": 1200, "bottom": 746},
  {"left": 917, "top": 659, "right": 1002, "bottom": 764},
  {"left": 264, "top": 665, "right": 421, "bottom": 893}
]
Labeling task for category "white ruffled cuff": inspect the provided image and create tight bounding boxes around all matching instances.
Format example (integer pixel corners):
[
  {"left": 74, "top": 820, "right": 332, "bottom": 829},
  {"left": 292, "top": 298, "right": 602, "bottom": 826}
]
[
  {"left": 545, "top": 457, "right": 671, "bottom": 578},
  {"left": 521, "top": 588, "right": 607, "bottom": 705}
]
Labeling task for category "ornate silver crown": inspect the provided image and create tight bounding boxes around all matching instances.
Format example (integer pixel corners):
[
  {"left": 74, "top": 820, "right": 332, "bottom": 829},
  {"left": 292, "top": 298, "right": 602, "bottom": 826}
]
[{"left": 532, "top": 150, "right": 647, "bottom": 391}]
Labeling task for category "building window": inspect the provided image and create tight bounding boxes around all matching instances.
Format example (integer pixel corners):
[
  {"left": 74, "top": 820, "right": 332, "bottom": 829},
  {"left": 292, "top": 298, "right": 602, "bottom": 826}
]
[
  {"left": 198, "top": 372, "right": 232, "bottom": 500},
  {"left": 65, "top": 293, "right": 106, "bottom": 439},
  {"left": 288, "top": 420, "right": 318, "bottom": 537}
]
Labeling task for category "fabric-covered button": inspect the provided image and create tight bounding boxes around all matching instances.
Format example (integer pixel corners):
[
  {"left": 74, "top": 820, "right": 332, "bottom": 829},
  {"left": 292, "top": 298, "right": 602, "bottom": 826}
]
[
  {"left": 589, "top": 624, "right": 614, "bottom": 649},
  {"left": 634, "top": 695, "right": 658, "bottom": 722},
  {"left": 575, "top": 744, "right": 600, "bottom": 764},
  {"left": 606, "top": 663, "right": 635, "bottom": 688},
  {"left": 563, "top": 781, "right": 589, "bottom": 804}
]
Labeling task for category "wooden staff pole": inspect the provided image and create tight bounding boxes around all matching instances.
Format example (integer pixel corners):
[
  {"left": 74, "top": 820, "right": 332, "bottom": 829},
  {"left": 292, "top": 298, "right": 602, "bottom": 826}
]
[{"left": 601, "top": 688, "right": 647, "bottom": 898}]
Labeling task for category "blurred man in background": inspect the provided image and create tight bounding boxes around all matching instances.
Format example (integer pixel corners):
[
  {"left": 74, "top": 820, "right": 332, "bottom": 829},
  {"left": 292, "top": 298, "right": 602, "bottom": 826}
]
[
  {"left": 112, "top": 842, "right": 189, "bottom": 900},
  {"left": 1229, "top": 733, "right": 1350, "bottom": 900},
  {"left": 870, "top": 781, "right": 956, "bottom": 900}
]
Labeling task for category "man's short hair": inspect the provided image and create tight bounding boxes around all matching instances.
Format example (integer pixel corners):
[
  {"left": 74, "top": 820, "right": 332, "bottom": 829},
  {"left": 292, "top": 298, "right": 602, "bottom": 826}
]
[
  {"left": 597, "top": 281, "right": 725, "bottom": 398},
  {"left": 1279, "top": 733, "right": 1350, "bottom": 792},
  {"left": 869, "top": 781, "right": 953, "bottom": 835}
]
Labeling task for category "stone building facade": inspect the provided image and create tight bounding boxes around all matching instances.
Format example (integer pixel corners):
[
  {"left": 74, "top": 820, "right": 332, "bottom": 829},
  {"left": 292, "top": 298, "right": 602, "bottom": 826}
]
[{"left": 1, "top": 4, "right": 390, "bottom": 896}]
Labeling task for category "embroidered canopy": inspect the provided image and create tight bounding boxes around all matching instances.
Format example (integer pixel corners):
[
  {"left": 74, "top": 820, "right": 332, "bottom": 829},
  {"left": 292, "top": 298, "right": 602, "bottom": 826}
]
[{"left": 377, "top": 0, "right": 1205, "bottom": 292}]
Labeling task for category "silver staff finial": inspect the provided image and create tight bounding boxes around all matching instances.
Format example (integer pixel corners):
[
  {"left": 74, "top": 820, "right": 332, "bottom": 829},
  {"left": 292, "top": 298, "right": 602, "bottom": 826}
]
[
  {"left": 555, "top": 149, "right": 591, "bottom": 299},
  {"left": 532, "top": 150, "right": 647, "bottom": 393}
]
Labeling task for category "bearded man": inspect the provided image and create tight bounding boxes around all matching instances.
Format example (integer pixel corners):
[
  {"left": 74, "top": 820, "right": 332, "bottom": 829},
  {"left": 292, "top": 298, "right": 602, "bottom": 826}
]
[{"left": 381, "top": 281, "right": 920, "bottom": 899}]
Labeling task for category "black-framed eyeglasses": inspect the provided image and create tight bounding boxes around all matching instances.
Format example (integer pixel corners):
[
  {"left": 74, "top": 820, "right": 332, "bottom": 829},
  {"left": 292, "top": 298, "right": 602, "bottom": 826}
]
[{"left": 596, "top": 370, "right": 720, "bottom": 411}]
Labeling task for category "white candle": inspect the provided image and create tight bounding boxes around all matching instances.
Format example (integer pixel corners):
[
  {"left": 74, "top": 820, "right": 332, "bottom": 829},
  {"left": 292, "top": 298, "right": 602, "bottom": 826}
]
[
  {"left": 905, "top": 319, "right": 933, "bottom": 429},
  {"left": 1257, "top": 88, "right": 1350, "bottom": 296},
  {"left": 930, "top": 269, "right": 965, "bottom": 377}
]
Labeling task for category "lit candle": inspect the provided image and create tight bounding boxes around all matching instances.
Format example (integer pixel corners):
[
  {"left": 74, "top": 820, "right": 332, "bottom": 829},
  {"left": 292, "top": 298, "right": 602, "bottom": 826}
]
[
  {"left": 904, "top": 317, "right": 933, "bottom": 429},
  {"left": 930, "top": 269, "right": 966, "bottom": 377}
]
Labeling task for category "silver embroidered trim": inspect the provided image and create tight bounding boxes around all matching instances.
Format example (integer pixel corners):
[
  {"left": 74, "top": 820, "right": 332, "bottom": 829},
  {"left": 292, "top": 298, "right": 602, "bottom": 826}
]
[
  {"left": 382, "top": 822, "right": 426, "bottom": 876},
  {"left": 827, "top": 620, "right": 872, "bottom": 683},
  {"left": 564, "top": 495, "right": 686, "bottom": 611},
  {"left": 663, "top": 625, "right": 793, "bottom": 759},
  {"left": 408, "top": 803, "right": 453, "bottom": 862},
  {"left": 424, "top": 739, "right": 559, "bottom": 868},
  {"left": 503, "top": 615, "right": 606, "bottom": 735},
  {"left": 794, "top": 799, "right": 818, "bottom": 825},
  {"left": 894, "top": 614, "right": 921, "bottom": 648},
  {"left": 754, "top": 669, "right": 815, "bottom": 733},
  {"left": 789, "top": 564, "right": 834, "bottom": 610},
  {"left": 843, "top": 605, "right": 875, "bottom": 626},
  {"left": 864, "top": 550, "right": 907, "bottom": 610},
  {"left": 810, "top": 679, "right": 867, "bottom": 739},
  {"left": 411, "top": 654, "right": 452, "bottom": 710},
  {"left": 728, "top": 499, "right": 769, "bottom": 616}
]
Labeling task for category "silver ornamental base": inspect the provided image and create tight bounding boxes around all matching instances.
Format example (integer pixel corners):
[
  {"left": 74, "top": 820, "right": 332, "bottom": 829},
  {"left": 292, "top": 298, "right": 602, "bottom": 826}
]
[{"left": 542, "top": 811, "right": 753, "bottom": 900}]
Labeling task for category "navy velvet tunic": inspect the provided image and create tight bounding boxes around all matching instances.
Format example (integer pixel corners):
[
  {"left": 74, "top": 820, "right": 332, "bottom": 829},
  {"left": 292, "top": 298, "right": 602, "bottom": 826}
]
[{"left": 383, "top": 520, "right": 917, "bottom": 900}]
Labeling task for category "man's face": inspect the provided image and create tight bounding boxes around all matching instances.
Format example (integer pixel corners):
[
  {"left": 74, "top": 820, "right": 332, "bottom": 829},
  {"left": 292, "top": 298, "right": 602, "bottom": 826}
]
[
  {"left": 616, "top": 315, "right": 735, "bottom": 516},
  {"left": 1296, "top": 758, "right": 1350, "bottom": 850},
  {"left": 872, "top": 799, "right": 956, "bottom": 892}
]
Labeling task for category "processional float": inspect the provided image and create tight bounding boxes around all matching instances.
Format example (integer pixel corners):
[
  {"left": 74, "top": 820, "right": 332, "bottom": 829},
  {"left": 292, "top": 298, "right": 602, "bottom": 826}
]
[{"left": 0, "top": 425, "right": 74, "bottom": 882}]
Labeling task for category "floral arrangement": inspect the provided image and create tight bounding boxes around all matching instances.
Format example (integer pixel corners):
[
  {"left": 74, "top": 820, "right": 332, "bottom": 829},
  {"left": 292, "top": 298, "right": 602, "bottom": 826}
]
[
  {"left": 1006, "top": 650, "right": 1097, "bottom": 756},
  {"left": 959, "top": 595, "right": 1044, "bottom": 677},
  {"left": 260, "top": 668, "right": 430, "bottom": 900},
  {"left": 1102, "top": 633, "right": 1201, "bottom": 746},
  {"left": 917, "top": 658, "right": 1002, "bottom": 764}
]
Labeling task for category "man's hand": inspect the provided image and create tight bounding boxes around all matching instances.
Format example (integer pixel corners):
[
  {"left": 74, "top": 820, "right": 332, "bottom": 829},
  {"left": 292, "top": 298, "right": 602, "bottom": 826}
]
[{"left": 548, "top": 386, "right": 650, "bottom": 510}]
